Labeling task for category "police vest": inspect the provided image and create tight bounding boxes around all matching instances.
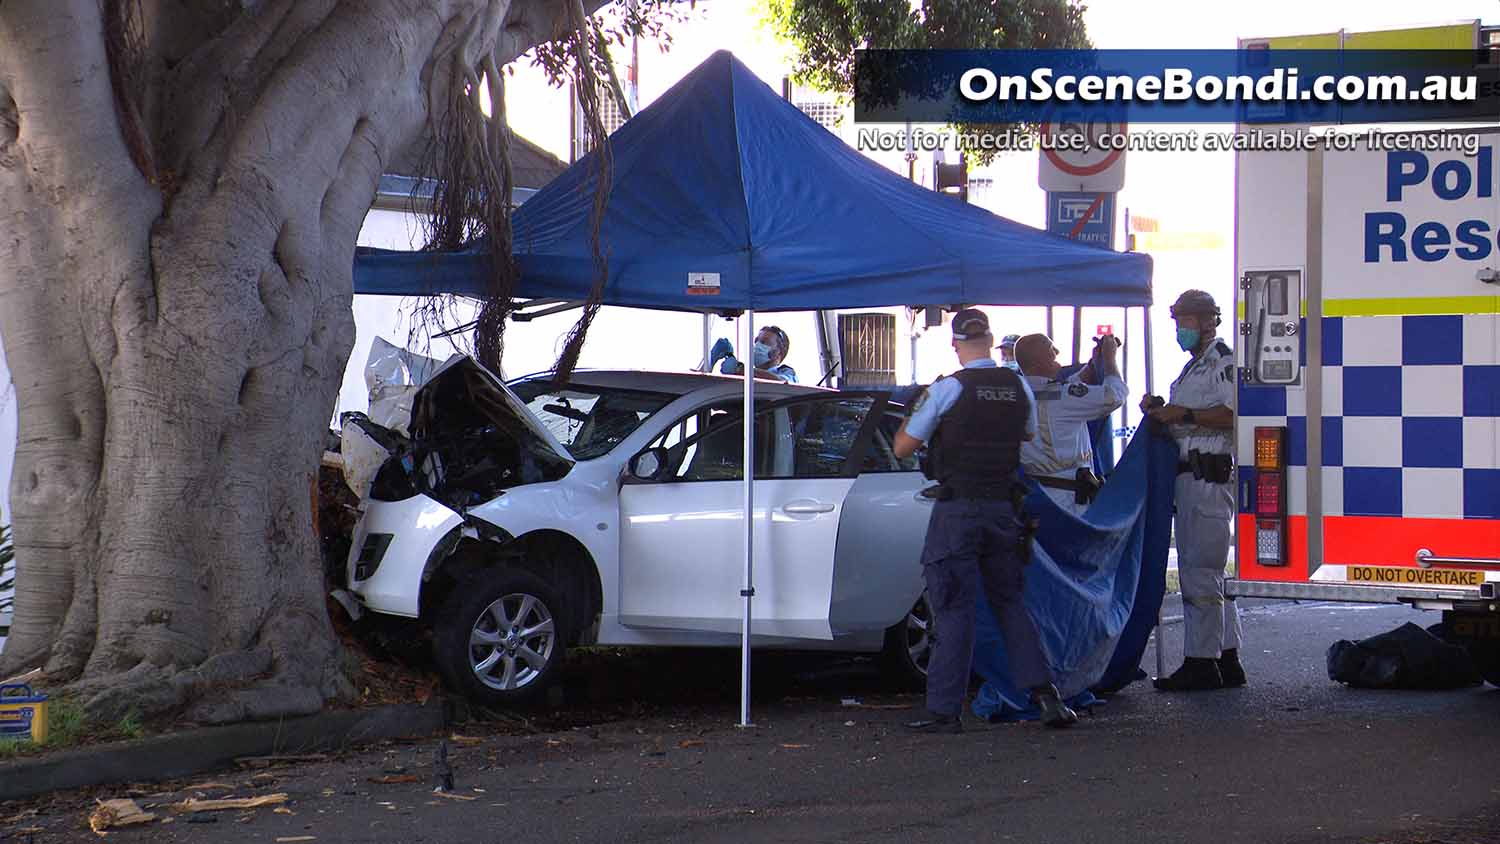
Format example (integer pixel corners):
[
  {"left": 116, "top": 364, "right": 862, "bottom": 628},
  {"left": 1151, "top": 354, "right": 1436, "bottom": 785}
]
[{"left": 929, "top": 367, "right": 1028, "bottom": 493}]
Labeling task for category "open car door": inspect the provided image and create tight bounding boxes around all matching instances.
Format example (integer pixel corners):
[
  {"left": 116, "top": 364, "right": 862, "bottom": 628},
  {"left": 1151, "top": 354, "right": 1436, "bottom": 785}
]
[{"left": 617, "top": 393, "right": 887, "bottom": 639}]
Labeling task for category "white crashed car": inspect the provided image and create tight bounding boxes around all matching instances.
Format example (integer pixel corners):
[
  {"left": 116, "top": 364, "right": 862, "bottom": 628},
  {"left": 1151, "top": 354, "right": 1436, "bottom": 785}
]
[{"left": 345, "top": 357, "right": 933, "bottom": 704}]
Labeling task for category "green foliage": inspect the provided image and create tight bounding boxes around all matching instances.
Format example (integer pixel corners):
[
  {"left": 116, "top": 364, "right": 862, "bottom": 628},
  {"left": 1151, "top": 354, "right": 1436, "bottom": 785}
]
[{"left": 763, "top": 0, "right": 1093, "bottom": 164}]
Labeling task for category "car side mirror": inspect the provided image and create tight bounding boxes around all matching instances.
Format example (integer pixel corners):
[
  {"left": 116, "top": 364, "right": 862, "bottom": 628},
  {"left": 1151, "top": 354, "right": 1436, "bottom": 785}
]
[{"left": 629, "top": 447, "right": 670, "bottom": 482}]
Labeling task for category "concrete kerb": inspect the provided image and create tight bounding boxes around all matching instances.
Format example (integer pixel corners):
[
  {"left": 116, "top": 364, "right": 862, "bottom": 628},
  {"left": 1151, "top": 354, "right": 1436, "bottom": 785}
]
[{"left": 0, "top": 698, "right": 448, "bottom": 803}]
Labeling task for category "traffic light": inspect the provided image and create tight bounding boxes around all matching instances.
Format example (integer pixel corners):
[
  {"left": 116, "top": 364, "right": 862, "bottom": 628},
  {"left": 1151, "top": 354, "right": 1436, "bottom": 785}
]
[{"left": 934, "top": 153, "right": 968, "bottom": 202}]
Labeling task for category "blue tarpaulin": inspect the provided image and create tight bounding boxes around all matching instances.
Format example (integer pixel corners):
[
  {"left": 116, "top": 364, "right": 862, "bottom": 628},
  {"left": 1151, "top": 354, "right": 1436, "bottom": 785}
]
[
  {"left": 972, "top": 427, "right": 1178, "bottom": 720},
  {"left": 354, "top": 50, "right": 1152, "bottom": 309}
]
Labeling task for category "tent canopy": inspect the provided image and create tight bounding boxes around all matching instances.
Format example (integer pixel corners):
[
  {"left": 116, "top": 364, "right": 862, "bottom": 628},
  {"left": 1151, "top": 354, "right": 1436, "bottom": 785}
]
[{"left": 354, "top": 50, "right": 1152, "bottom": 310}]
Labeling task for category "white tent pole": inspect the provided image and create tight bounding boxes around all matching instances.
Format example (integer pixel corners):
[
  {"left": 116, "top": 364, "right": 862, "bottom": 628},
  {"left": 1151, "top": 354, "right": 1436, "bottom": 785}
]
[
  {"left": 701, "top": 313, "right": 714, "bottom": 372},
  {"left": 739, "top": 309, "right": 756, "bottom": 728},
  {"left": 1143, "top": 305, "right": 1166, "bottom": 680}
]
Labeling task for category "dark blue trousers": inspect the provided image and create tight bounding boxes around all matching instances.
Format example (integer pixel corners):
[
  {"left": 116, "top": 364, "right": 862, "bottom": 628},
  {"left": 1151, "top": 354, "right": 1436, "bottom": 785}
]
[{"left": 921, "top": 498, "right": 1052, "bottom": 716}]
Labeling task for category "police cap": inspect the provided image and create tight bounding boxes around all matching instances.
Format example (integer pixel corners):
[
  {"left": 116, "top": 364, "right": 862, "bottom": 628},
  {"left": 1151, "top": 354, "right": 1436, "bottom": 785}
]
[
  {"left": 951, "top": 308, "right": 993, "bottom": 342},
  {"left": 1170, "top": 289, "right": 1222, "bottom": 325}
]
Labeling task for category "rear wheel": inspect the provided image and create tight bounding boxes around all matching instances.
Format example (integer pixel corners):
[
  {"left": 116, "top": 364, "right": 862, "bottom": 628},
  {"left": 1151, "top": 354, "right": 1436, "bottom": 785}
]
[
  {"left": 880, "top": 592, "right": 932, "bottom": 689},
  {"left": 433, "top": 568, "right": 569, "bottom": 706}
]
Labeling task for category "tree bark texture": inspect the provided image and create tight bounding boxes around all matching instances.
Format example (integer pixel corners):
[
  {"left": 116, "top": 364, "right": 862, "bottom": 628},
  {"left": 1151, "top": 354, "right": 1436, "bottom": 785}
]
[{"left": 0, "top": 0, "right": 582, "bottom": 723}]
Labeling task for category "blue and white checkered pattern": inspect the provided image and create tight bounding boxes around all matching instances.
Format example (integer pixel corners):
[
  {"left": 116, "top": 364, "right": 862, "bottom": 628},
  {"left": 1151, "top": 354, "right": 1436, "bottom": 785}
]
[{"left": 1237, "top": 314, "right": 1499, "bottom": 520}]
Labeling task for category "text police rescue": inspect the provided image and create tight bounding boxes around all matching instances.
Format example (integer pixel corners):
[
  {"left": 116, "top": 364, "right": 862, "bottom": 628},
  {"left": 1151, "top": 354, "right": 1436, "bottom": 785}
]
[{"left": 1366, "top": 147, "right": 1498, "bottom": 263}]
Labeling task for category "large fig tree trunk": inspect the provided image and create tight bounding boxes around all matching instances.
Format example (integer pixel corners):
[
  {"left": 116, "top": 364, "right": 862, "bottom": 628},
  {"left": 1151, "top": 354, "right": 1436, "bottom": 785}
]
[{"left": 0, "top": 0, "right": 584, "bottom": 723}]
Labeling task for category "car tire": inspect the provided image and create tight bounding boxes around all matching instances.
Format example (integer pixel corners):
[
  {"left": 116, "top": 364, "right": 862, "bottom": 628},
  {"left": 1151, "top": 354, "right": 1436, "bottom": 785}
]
[
  {"left": 432, "top": 567, "right": 570, "bottom": 707},
  {"left": 880, "top": 591, "right": 932, "bottom": 690}
]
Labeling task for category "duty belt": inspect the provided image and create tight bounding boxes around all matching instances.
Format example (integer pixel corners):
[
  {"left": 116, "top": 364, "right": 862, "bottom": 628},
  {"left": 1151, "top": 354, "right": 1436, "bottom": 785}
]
[
  {"left": 1177, "top": 449, "right": 1233, "bottom": 484},
  {"left": 922, "top": 481, "right": 1018, "bottom": 501},
  {"left": 1033, "top": 469, "right": 1103, "bottom": 505}
]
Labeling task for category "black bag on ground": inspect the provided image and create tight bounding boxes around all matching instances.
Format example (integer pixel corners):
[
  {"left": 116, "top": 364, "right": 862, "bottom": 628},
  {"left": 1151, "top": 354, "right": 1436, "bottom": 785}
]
[{"left": 1326, "top": 622, "right": 1481, "bottom": 689}]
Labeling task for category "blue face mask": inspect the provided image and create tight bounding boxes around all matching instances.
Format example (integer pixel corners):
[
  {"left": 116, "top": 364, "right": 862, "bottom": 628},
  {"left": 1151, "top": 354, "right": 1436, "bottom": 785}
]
[
  {"left": 1176, "top": 327, "right": 1201, "bottom": 352},
  {"left": 752, "top": 341, "right": 774, "bottom": 368}
]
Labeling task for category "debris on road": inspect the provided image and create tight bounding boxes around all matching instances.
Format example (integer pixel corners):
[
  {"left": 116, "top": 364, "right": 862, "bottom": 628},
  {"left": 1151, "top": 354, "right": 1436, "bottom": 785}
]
[
  {"left": 174, "top": 793, "right": 289, "bottom": 813},
  {"left": 88, "top": 799, "right": 156, "bottom": 834},
  {"left": 236, "top": 754, "right": 328, "bottom": 769},
  {"left": 370, "top": 775, "right": 420, "bottom": 784},
  {"left": 434, "top": 740, "right": 456, "bottom": 792}
]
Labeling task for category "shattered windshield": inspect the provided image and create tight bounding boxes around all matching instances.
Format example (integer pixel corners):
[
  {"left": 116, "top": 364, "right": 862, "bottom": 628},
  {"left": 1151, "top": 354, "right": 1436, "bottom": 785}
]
[{"left": 510, "top": 381, "right": 676, "bottom": 460}]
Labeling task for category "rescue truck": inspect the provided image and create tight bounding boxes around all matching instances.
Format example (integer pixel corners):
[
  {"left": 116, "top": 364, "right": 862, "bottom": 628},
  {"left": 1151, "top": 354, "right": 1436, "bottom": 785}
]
[{"left": 1226, "top": 31, "right": 1500, "bottom": 677}]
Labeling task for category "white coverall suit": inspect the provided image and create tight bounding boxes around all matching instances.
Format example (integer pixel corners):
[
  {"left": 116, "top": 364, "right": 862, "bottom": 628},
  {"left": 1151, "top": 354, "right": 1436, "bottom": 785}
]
[
  {"left": 1168, "top": 340, "right": 1242, "bottom": 659},
  {"left": 1020, "top": 372, "right": 1128, "bottom": 517}
]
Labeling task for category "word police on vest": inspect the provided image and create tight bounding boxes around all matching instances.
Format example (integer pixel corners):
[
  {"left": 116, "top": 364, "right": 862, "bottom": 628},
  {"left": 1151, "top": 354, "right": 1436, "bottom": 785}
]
[
  {"left": 976, "top": 386, "right": 1019, "bottom": 402},
  {"left": 1365, "top": 147, "right": 1498, "bottom": 263}
]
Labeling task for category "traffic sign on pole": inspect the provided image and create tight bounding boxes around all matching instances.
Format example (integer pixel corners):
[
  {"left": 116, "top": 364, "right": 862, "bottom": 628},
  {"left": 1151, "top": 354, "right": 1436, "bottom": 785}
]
[
  {"left": 1038, "top": 120, "right": 1128, "bottom": 192},
  {"left": 1046, "top": 191, "right": 1116, "bottom": 250}
]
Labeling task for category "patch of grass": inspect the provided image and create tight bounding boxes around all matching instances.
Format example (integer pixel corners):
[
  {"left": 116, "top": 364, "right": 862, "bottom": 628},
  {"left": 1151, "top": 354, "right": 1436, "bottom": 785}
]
[
  {"left": 0, "top": 697, "right": 152, "bottom": 758},
  {"left": 46, "top": 696, "right": 89, "bottom": 746},
  {"left": 116, "top": 709, "right": 145, "bottom": 741}
]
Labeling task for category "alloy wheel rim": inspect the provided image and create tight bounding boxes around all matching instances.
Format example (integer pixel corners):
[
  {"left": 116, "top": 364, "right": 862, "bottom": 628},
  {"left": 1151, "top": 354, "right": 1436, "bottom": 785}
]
[
  {"left": 905, "top": 593, "right": 932, "bottom": 676},
  {"left": 468, "top": 592, "right": 557, "bottom": 691}
]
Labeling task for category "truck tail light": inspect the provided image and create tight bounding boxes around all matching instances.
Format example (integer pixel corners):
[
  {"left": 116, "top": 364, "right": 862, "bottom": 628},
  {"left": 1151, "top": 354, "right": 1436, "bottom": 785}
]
[
  {"left": 1256, "top": 518, "right": 1284, "bottom": 563},
  {"left": 1255, "top": 426, "right": 1284, "bottom": 471},
  {"left": 1254, "top": 426, "right": 1288, "bottom": 566}
]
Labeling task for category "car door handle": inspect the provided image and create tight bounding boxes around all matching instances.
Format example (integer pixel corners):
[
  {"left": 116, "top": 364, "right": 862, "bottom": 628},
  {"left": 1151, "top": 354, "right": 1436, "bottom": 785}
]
[
  {"left": 914, "top": 491, "right": 936, "bottom": 503},
  {"left": 782, "top": 500, "right": 835, "bottom": 515}
]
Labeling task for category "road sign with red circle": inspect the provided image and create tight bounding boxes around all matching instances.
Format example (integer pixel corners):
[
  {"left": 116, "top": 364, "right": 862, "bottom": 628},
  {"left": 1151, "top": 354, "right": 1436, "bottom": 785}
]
[{"left": 1038, "top": 119, "right": 1128, "bottom": 192}]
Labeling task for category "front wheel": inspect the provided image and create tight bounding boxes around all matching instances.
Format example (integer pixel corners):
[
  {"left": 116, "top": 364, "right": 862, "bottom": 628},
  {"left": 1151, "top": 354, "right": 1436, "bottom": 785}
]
[
  {"left": 880, "top": 592, "right": 932, "bottom": 689},
  {"left": 433, "top": 568, "right": 569, "bottom": 706}
]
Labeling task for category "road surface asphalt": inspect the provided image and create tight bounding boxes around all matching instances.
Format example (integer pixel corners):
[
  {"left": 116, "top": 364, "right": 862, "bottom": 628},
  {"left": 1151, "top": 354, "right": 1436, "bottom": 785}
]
[{"left": 4, "top": 599, "right": 1498, "bottom": 844}]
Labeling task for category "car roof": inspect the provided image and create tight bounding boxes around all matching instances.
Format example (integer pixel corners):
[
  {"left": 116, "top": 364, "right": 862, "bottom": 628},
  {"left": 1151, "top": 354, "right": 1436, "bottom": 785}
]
[{"left": 510, "top": 369, "right": 834, "bottom": 398}]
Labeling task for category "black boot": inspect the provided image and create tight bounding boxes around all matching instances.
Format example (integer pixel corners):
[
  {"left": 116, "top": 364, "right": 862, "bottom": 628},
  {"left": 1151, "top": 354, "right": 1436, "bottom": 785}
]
[
  {"left": 904, "top": 712, "right": 963, "bottom": 734},
  {"left": 1153, "top": 657, "right": 1224, "bottom": 692},
  {"left": 1030, "top": 684, "right": 1078, "bottom": 728},
  {"left": 1218, "top": 649, "right": 1247, "bottom": 688}
]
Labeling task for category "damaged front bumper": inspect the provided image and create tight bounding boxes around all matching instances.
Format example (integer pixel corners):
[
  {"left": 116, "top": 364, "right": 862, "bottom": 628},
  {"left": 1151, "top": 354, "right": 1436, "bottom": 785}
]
[{"left": 346, "top": 494, "right": 464, "bottom": 618}]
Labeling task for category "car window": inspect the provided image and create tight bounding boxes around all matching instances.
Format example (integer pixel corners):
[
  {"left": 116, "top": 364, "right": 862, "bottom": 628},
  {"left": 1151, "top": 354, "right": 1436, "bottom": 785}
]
[
  {"left": 863, "top": 411, "right": 920, "bottom": 473},
  {"left": 510, "top": 381, "right": 675, "bottom": 460},
  {"left": 648, "top": 401, "right": 743, "bottom": 476},
  {"left": 668, "top": 397, "right": 874, "bottom": 481}
]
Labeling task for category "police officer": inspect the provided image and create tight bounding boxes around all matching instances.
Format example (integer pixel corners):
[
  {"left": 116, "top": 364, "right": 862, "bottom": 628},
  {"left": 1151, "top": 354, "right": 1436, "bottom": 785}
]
[
  {"left": 709, "top": 326, "right": 798, "bottom": 382},
  {"left": 999, "top": 333, "right": 1022, "bottom": 371},
  {"left": 893, "top": 308, "right": 1078, "bottom": 731},
  {"left": 1014, "top": 332, "right": 1128, "bottom": 517},
  {"left": 1141, "top": 289, "right": 1245, "bottom": 691}
]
